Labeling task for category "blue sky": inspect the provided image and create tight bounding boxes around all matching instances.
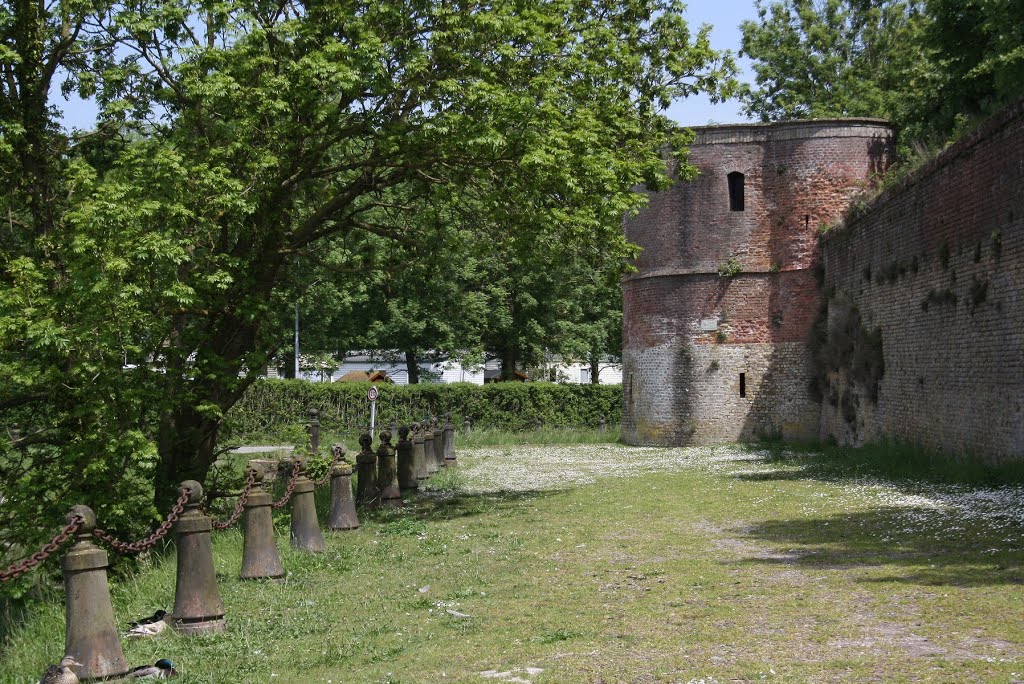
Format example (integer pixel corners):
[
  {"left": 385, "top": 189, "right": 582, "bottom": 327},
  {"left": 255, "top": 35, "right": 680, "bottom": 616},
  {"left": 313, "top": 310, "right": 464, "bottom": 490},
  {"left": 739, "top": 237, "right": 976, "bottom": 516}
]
[
  {"left": 57, "top": 1, "right": 758, "bottom": 131},
  {"left": 668, "top": 0, "right": 757, "bottom": 126}
]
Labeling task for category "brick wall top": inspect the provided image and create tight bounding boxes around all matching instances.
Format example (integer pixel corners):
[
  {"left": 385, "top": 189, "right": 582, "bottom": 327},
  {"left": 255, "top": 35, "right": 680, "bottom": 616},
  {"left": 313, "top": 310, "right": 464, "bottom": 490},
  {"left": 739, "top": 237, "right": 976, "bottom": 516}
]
[
  {"left": 692, "top": 119, "right": 893, "bottom": 146},
  {"left": 825, "top": 96, "right": 1024, "bottom": 242}
]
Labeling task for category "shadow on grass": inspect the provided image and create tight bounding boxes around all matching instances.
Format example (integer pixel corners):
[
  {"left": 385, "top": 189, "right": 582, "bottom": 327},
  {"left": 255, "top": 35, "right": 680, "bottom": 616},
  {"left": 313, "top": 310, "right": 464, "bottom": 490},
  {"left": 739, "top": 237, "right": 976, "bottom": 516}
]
[
  {"left": 738, "top": 440, "right": 1024, "bottom": 487},
  {"left": 731, "top": 507, "right": 1024, "bottom": 588},
  {"left": 366, "top": 487, "right": 561, "bottom": 525}
]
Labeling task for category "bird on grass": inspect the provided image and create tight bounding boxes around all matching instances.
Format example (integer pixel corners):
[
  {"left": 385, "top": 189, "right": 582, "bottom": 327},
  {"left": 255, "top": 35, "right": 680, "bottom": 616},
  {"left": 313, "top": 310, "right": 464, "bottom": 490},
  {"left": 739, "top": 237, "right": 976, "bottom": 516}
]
[
  {"left": 39, "top": 656, "right": 82, "bottom": 684},
  {"left": 126, "top": 659, "right": 178, "bottom": 679},
  {"left": 125, "top": 609, "right": 168, "bottom": 637}
]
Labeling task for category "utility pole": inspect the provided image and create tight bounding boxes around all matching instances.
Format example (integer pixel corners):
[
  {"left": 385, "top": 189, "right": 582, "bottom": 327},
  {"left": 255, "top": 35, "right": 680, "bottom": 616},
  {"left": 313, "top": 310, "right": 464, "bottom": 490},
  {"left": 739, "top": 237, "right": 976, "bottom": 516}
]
[{"left": 294, "top": 301, "right": 300, "bottom": 379}]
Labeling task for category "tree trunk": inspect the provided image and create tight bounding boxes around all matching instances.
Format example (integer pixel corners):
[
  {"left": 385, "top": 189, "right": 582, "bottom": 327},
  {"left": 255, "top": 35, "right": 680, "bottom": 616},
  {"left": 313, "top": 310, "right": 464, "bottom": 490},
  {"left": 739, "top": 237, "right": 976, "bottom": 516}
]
[
  {"left": 405, "top": 350, "right": 420, "bottom": 384},
  {"left": 500, "top": 345, "right": 518, "bottom": 381},
  {"left": 155, "top": 405, "right": 221, "bottom": 511},
  {"left": 589, "top": 355, "right": 601, "bottom": 385}
]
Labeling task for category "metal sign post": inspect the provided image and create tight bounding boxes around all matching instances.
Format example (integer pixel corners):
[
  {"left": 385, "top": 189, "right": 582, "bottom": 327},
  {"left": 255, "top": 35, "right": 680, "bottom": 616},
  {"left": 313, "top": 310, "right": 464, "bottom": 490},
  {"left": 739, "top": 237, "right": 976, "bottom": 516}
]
[{"left": 367, "top": 386, "right": 379, "bottom": 440}]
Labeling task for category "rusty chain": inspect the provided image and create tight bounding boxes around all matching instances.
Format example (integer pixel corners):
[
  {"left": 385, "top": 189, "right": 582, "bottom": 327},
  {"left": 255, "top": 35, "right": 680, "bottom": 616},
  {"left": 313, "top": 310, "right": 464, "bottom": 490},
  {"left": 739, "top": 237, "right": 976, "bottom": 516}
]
[
  {"left": 0, "top": 515, "right": 84, "bottom": 583},
  {"left": 272, "top": 458, "right": 302, "bottom": 510},
  {"left": 93, "top": 489, "right": 191, "bottom": 555},
  {"left": 313, "top": 456, "right": 344, "bottom": 488},
  {"left": 271, "top": 459, "right": 302, "bottom": 509},
  {"left": 210, "top": 469, "right": 258, "bottom": 531}
]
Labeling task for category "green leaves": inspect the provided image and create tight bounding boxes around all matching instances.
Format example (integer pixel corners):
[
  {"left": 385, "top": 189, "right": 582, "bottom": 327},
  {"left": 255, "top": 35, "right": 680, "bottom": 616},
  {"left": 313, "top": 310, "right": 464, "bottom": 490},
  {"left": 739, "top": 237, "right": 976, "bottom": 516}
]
[
  {"left": 0, "top": 0, "right": 734, "bottom": 574},
  {"left": 740, "top": 0, "right": 1024, "bottom": 148}
]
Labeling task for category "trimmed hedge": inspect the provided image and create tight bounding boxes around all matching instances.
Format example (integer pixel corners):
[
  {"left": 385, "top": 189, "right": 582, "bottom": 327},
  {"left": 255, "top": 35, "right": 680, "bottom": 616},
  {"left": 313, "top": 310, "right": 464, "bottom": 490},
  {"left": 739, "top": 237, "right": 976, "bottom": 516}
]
[{"left": 223, "top": 380, "right": 622, "bottom": 440}]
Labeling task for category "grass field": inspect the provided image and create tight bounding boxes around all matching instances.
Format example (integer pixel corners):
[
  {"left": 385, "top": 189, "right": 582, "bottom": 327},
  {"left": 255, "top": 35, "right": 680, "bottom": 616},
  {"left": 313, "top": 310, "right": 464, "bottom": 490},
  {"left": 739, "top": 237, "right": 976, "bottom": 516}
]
[{"left": 2, "top": 442, "right": 1023, "bottom": 683}]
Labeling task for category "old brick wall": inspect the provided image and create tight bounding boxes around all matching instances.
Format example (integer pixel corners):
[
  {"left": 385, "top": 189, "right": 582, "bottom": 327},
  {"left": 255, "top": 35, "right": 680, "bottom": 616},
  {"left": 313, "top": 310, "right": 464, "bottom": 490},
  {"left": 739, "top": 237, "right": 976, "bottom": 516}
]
[
  {"left": 623, "top": 120, "right": 895, "bottom": 445},
  {"left": 820, "top": 100, "right": 1024, "bottom": 460}
]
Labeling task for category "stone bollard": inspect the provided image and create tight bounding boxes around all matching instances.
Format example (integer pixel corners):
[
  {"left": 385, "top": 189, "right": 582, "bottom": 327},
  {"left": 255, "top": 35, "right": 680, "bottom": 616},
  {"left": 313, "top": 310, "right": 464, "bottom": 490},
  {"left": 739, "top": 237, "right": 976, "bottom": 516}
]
[
  {"left": 62, "top": 505, "right": 129, "bottom": 681},
  {"left": 240, "top": 464, "right": 284, "bottom": 580},
  {"left": 396, "top": 426, "right": 417, "bottom": 493},
  {"left": 389, "top": 420, "right": 398, "bottom": 439},
  {"left": 171, "top": 480, "right": 226, "bottom": 634},
  {"left": 288, "top": 456, "right": 326, "bottom": 552},
  {"left": 443, "top": 413, "right": 456, "bottom": 466},
  {"left": 327, "top": 462, "right": 360, "bottom": 530},
  {"left": 376, "top": 431, "right": 402, "bottom": 508},
  {"left": 534, "top": 416, "right": 543, "bottom": 431},
  {"left": 307, "top": 408, "right": 321, "bottom": 454},
  {"left": 412, "top": 422, "right": 429, "bottom": 481},
  {"left": 423, "top": 419, "right": 438, "bottom": 474},
  {"left": 463, "top": 418, "right": 471, "bottom": 436},
  {"left": 431, "top": 416, "right": 445, "bottom": 469},
  {"left": 599, "top": 415, "right": 607, "bottom": 432},
  {"left": 355, "top": 433, "right": 379, "bottom": 507}
]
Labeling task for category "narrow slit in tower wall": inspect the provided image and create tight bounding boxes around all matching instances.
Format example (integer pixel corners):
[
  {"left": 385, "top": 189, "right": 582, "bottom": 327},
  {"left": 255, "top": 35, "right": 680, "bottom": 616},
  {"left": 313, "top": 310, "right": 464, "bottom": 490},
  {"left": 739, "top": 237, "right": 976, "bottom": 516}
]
[{"left": 728, "top": 172, "right": 745, "bottom": 211}]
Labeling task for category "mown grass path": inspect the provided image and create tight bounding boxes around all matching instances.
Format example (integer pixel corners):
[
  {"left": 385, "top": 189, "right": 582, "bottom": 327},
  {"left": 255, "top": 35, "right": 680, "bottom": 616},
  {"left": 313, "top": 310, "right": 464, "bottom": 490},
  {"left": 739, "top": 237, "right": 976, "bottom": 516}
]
[{"left": 3, "top": 444, "right": 1023, "bottom": 683}]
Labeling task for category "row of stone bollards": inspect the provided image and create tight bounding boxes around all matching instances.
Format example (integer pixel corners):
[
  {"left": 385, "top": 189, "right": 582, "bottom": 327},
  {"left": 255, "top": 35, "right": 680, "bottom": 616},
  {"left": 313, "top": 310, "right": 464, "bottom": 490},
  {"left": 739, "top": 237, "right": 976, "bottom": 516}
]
[
  {"left": 41, "top": 410, "right": 461, "bottom": 681},
  {"left": 356, "top": 416, "right": 457, "bottom": 507}
]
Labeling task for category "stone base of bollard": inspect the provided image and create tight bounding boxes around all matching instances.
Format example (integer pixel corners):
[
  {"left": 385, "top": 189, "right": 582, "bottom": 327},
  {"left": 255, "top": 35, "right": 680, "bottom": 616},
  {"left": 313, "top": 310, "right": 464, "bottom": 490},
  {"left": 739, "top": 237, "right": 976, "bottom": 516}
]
[
  {"left": 62, "top": 505, "right": 129, "bottom": 681},
  {"left": 172, "top": 616, "right": 227, "bottom": 635},
  {"left": 171, "top": 481, "right": 227, "bottom": 635}
]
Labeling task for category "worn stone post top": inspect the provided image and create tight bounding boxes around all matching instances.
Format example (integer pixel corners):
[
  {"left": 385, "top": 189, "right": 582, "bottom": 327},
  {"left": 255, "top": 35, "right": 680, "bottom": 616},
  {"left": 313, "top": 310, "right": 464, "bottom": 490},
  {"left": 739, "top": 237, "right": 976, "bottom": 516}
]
[
  {"left": 180, "top": 480, "right": 204, "bottom": 506},
  {"left": 412, "top": 422, "right": 423, "bottom": 442},
  {"left": 331, "top": 461, "right": 353, "bottom": 476},
  {"left": 282, "top": 455, "right": 308, "bottom": 476},
  {"left": 398, "top": 425, "right": 410, "bottom": 442},
  {"left": 68, "top": 504, "right": 97, "bottom": 532},
  {"left": 247, "top": 463, "right": 265, "bottom": 484},
  {"left": 331, "top": 443, "right": 347, "bottom": 461},
  {"left": 379, "top": 430, "right": 393, "bottom": 447},
  {"left": 357, "top": 433, "right": 375, "bottom": 463}
]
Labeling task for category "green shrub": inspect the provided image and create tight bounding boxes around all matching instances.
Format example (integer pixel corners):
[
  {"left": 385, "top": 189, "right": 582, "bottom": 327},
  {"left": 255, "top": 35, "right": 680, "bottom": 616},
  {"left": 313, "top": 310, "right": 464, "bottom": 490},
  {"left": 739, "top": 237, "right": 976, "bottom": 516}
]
[{"left": 223, "top": 380, "right": 622, "bottom": 442}]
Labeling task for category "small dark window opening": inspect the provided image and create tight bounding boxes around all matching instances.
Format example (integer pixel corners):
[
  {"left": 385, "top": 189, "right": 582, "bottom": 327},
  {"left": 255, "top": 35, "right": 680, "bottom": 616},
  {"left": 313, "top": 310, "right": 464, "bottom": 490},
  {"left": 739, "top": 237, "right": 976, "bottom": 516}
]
[
  {"left": 739, "top": 372, "right": 747, "bottom": 398},
  {"left": 728, "top": 172, "right": 745, "bottom": 211}
]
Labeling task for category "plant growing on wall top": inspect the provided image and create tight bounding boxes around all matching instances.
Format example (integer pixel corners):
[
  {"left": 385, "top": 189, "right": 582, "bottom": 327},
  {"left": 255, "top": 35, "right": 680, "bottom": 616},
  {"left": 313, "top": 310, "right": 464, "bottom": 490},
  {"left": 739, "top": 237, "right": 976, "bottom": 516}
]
[{"left": 718, "top": 257, "right": 743, "bottom": 277}]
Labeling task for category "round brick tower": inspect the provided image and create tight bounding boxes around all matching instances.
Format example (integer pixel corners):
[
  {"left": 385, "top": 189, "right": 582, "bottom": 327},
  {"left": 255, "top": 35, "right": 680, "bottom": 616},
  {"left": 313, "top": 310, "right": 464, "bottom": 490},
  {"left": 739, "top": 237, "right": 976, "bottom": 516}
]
[{"left": 622, "top": 119, "right": 895, "bottom": 446}]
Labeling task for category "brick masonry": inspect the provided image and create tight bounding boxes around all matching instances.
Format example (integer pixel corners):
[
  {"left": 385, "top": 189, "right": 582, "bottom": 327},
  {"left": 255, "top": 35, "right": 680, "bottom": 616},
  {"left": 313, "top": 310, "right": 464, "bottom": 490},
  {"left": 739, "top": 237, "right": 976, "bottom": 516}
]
[
  {"left": 622, "top": 119, "right": 896, "bottom": 445},
  {"left": 820, "top": 100, "right": 1024, "bottom": 460}
]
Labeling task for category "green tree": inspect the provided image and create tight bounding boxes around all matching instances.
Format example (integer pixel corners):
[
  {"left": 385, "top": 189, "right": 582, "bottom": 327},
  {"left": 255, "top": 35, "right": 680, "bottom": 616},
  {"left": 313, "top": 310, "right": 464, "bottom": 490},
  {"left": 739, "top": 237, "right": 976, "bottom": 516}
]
[
  {"left": 739, "top": 0, "right": 1024, "bottom": 148},
  {"left": 738, "top": 0, "right": 928, "bottom": 122},
  {"left": 0, "top": 0, "right": 734, "bottom": 555},
  {"left": 910, "top": 0, "right": 1024, "bottom": 143}
]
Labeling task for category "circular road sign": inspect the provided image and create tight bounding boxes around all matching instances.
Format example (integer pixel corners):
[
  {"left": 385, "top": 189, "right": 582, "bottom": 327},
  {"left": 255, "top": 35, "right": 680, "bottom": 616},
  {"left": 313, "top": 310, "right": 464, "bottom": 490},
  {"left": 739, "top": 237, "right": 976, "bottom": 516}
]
[{"left": 367, "top": 386, "right": 379, "bottom": 402}]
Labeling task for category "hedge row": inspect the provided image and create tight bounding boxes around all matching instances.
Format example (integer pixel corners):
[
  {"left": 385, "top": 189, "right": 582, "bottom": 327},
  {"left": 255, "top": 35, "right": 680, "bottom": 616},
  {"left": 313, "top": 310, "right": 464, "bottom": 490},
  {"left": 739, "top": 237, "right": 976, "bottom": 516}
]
[{"left": 223, "top": 380, "right": 623, "bottom": 440}]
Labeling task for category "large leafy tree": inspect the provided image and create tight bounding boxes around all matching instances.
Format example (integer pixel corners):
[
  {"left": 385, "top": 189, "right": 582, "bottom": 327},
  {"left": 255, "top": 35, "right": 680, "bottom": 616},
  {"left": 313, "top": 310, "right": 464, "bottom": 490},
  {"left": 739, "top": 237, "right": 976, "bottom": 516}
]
[
  {"left": 738, "top": 0, "right": 928, "bottom": 123},
  {"left": 0, "top": 0, "right": 733, "bottom": 550},
  {"left": 910, "top": 0, "right": 1024, "bottom": 143},
  {"left": 739, "top": 0, "right": 1024, "bottom": 147}
]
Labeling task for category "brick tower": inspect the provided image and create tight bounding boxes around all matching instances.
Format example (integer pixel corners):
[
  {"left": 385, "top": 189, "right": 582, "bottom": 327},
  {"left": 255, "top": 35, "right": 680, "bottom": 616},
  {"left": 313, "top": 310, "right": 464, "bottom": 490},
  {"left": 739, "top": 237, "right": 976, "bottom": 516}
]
[{"left": 622, "top": 119, "right": 895, "bottom": 445}]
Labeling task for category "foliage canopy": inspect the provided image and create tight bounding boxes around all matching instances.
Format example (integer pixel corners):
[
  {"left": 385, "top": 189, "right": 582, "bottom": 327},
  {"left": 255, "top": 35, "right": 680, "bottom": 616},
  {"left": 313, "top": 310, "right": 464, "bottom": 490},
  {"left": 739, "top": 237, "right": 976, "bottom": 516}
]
[
  {"left": 739, "top": 0, "right": 1024, "bottom": 147},
  {"left": 0, "top": 0, "right": 734, "bottom": 576}
]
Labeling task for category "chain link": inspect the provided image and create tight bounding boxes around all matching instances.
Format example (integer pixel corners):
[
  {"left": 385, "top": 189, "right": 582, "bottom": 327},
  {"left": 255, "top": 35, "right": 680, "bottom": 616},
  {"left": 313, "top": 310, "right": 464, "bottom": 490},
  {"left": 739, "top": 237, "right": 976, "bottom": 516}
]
[
  {"left": 0, "top": 515, "right": 84, "bottom": 583},
  {"left": 211, "top": 469, "right": 258, "bottom": 531},
  {"left": 272, "top": 459, "right": 302, "bottom": 510},
  {"left": 93, "top": 489, "right": 191, "bottom": 555},
  {"left": 313, "top": 455, "right": 344, "bottom": 488}
]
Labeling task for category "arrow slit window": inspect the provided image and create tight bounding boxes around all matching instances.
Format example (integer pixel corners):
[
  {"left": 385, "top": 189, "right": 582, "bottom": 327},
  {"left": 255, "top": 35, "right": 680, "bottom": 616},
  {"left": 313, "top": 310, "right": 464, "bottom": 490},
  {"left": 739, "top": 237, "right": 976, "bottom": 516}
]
[{"left": 728, "top": 172, "right": 745, "bottom": 211}]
